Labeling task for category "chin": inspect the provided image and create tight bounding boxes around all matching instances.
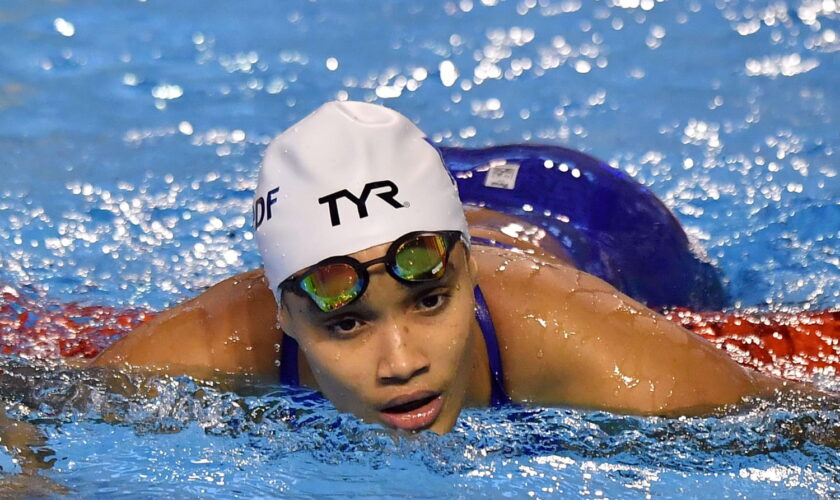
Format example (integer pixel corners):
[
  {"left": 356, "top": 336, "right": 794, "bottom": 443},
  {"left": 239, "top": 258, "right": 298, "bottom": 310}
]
[
  {"left": 427, "top": 391, "right": 465, "bottom": 435},
  {"left": 428, "top": 412, "right": 460, "bottom": 435}
]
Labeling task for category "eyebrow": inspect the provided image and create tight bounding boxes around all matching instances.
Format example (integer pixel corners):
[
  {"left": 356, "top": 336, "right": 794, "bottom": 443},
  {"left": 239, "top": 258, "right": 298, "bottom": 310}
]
[
  {"left": 312, "top": 300, "right": 375, "bottom": 321},
  {"left": 399, "top": 266, "right": 462, "bottom": 307}
]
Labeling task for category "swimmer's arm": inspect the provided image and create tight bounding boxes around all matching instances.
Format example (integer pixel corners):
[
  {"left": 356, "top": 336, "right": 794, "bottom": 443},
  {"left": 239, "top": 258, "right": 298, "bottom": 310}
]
[
  {"left": 0, "top": 411, "right": 71, "bottom": 495},
  {"left": 491, "top": 258, "right": 782, "bottom": 416},
  {"left": 91, "top": 269, "right": 282, "bottom": 380},
  {"left": 0, "top": 411, "right": 54, "bottom": 474}
]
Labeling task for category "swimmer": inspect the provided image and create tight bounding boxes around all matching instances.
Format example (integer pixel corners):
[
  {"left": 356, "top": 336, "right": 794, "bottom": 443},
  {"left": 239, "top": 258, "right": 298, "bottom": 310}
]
[{"left": 91, "top": 101, "right": 802, "bottom": 434}]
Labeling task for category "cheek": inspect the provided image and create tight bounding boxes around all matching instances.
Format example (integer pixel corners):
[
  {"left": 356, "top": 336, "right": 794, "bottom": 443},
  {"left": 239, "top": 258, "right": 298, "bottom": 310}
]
[
  {"left": 303, "top": 340, "right": 361, "bottom": 383},
  {"left": 297, "top": 336, "right": 376, "bottom": 411},
  {"left": 423, "top": 293, "right": 476, "bottom": 373}
]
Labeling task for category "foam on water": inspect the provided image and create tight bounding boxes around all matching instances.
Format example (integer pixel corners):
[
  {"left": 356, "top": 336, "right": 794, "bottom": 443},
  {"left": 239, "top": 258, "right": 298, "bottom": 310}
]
[{"left": 1, "top": 362, "right": 838, "bottom": 498}]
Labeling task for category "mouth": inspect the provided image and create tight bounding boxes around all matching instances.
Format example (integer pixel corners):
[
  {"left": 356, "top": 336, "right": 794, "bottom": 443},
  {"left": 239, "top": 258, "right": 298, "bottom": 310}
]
[{"left": 378, "top": 391, "right": 443, "bottom": 431}]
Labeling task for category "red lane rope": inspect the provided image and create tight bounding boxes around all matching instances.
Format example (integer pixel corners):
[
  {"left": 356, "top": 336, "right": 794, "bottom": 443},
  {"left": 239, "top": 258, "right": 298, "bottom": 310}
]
[
  {"left": 1, "top": 285, "right": 838, "bottom": 383},
  {"left": 663, "top": 308, "right": 840, "bottom": 383},
  {"left": 0, "top": 287, "right": 153, "bottom": 360}
]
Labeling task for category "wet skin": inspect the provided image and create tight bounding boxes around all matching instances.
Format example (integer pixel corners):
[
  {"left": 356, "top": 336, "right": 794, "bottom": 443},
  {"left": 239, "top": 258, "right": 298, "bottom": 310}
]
[
  {"left": 91, "top": 208, "right": 782, "bottom": 433},
  {"left": 277, "top": 244, "right": 485, "bottom": 434}
]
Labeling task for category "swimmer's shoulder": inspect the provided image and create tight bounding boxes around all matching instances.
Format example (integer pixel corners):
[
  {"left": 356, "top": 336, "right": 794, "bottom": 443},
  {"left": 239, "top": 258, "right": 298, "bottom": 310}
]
[
  {"left": 472, "top": 245, "right": 585, "bottom": 394},
  {"left": 92, "top": 269, "right": 281, "bottom": 378},
  {"left": 472, "top": 247, "right": 770, "bottom": 414}
]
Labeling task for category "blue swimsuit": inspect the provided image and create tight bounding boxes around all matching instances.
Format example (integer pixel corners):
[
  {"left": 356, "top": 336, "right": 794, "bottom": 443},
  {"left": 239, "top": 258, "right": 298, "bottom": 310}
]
[
  {"left": 279, "top": 144, "right": 727, "bottom": 406},
  {"left": 442, "top": 144, "right": 726, "bottom": 311}
]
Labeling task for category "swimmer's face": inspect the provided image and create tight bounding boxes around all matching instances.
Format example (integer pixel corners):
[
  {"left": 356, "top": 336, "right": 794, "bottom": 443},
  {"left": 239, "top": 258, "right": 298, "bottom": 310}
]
[{"left": 278, "top": 242, "right": 480, "bottom": 435}]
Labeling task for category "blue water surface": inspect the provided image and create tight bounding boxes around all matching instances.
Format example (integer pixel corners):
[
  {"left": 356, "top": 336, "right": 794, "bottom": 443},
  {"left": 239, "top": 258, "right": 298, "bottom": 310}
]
[{"left": 0, "top": 0, "right": 838, "bottom": 498}]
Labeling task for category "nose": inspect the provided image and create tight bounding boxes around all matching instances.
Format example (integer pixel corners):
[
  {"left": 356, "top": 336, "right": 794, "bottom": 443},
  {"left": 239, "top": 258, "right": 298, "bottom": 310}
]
[{"left": 376, "top": 319, "right": 430, "bottom": 385}]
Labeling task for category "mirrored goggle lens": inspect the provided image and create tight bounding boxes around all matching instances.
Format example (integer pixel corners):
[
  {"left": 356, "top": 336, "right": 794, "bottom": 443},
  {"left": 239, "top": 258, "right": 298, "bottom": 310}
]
[
  {"left": 393, "top": 234, "right": 449, "bottom": 281},
  {"left": 299, "top": 263, "right": 363, "bottom": 312}
]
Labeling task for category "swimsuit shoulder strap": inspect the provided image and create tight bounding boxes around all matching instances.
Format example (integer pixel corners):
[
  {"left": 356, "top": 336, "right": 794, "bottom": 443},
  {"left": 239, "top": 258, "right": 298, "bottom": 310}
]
[
  {"left": 279, "top": 333, "right": 300, "bottom": 386},
  {"left": 474, "top": 285, "right": 511, "bottom": 406},
  {"left": 280, "top": 286, "right": 511, "bottom": 407}
]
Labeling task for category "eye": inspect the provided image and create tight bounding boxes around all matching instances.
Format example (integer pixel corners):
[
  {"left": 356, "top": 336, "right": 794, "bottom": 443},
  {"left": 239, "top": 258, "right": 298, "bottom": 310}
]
[
  {"left": 327, "top": 317, "right": 363, "bottom": 337},
  {"left": 416, "top": 292, "right": 449, "bottom": 312}
]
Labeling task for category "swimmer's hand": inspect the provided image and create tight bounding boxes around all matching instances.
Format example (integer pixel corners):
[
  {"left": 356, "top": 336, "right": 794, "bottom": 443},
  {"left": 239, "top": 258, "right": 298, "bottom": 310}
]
[
  {"left": 0, "top": 412, "right": 56, "bottom": 474},
  {"left": 0, "top": 411, "right": 68, "bottom": 497},
  {"left": 0, "top": 472, "right": 70, "bottom": 498},
  {"left": 89, "top": 364, "right": 272, "bottom": 401}
]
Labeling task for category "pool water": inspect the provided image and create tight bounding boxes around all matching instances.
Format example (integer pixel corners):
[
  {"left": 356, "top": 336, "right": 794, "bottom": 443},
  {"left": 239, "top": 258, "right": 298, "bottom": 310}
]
[{"left": 1, "top": 0, "right": 838, "bottom": 497}]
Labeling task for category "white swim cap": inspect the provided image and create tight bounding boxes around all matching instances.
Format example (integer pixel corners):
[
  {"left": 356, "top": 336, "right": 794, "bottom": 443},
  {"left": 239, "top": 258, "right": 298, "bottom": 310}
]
[{"left": 254, "top": 101, "right": 469, "bottom": 298}]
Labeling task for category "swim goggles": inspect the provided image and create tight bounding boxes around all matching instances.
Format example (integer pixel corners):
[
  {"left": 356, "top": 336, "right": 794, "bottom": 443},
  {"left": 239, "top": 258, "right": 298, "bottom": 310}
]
[{"left": 279, "top": 231, "right": 463, "bottom": 312}]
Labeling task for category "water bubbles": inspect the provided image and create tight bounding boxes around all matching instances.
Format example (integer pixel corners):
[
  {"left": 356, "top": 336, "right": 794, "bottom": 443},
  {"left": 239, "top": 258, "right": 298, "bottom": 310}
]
[
  {"left": 650, "top": 25, "right": 665, "bottom": 39},
  {"left": 266, "top": 78, "right": 287, "bottom": 94},
  {"left": 744, "top": 54, "right": 820, "bottom": 78},
  {"left": 646, "top": 25, "right": 666, "bottom": 49},
  {"left": 176, "top": 122, "right": 193, "bottom": 136},
  {"left": 471, "top": 98, "right": 504, "bottom": 118},
  {"left": 122, "top": 73, "right": 140, "bottom": 86},
  {"left": 574, "top": 60, "right": 591, "bottom": 73},
  {"left": 411, "top": 67, "right": 428, "bottom": 81},
  {"left": 439, "top": 60, "right": 459, "bottom": 87},
  {"left": 222, "top": 249, "right": 239, "bottom": 266},
  {"left": 151, "top": 84, "right": 184, "bottom": 100},
  {"left": 736, "top": 19, "right": 761, "bottom": 36},
  {"left": 54, "top": 18, "right": 75, "bottom": 37},
  {"left": 628, "top": 67, "right": 645, "bottom": 79},
  {"left": 587, "top": 89, "right": 606, "bottom": 106},
  {"left": 682, "top": 120, "right": 722, "bottom": 149}
]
